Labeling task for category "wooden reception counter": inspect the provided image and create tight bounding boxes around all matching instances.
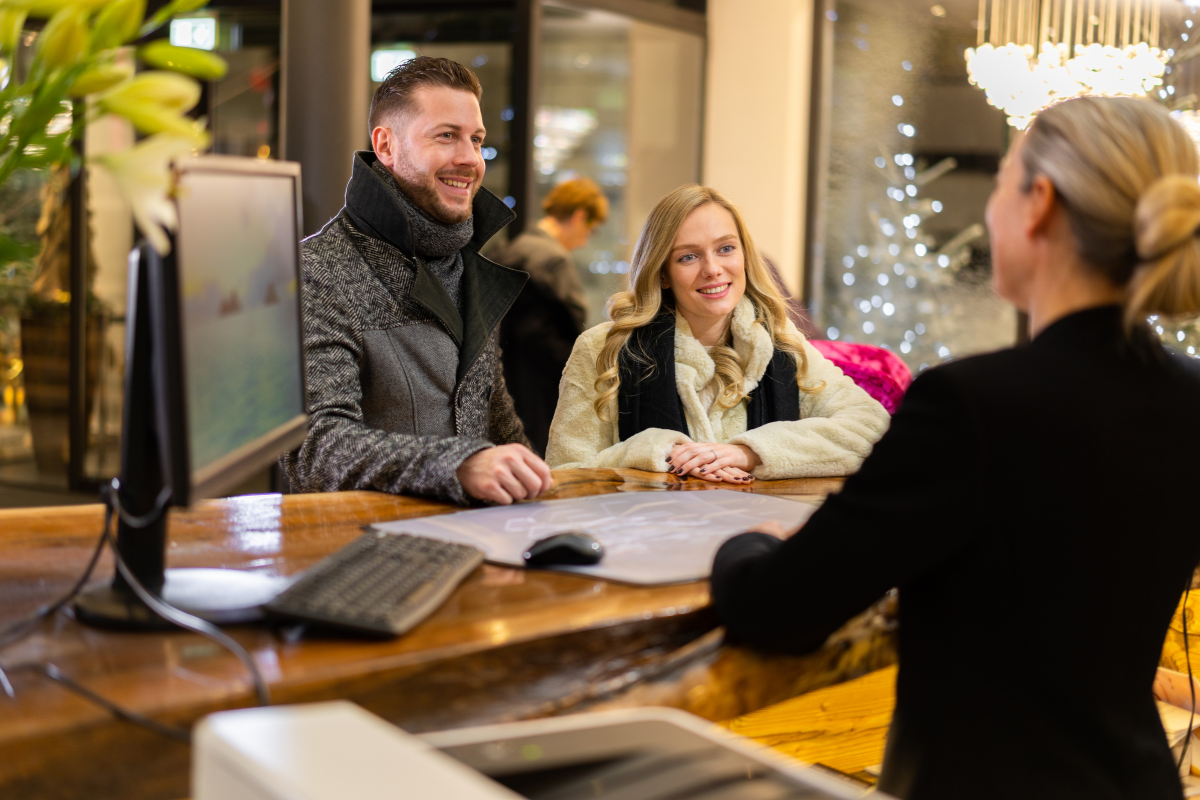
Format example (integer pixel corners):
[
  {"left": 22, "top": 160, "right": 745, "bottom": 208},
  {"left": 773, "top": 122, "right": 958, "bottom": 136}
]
[{"left": 0, "top": 468, "right": 897, "bottom": 800}]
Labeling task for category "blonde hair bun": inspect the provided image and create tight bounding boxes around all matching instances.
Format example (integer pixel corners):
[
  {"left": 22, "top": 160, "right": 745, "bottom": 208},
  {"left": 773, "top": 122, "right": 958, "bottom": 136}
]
[
  {"left": 1134, "top": 174, "right": 1200, "bottom": 261},
  {"left": 1022, "top": 97, "right": 1200, "bottom": 323},
  {"left": 1131, "top": 173, "right": 1200, "bottom": 319}
]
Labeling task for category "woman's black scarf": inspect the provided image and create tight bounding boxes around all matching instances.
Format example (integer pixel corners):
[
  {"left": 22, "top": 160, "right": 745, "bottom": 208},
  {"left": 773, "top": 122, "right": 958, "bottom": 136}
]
[{"left": 616, "top": 301, "right": 800, "bottom": 442}]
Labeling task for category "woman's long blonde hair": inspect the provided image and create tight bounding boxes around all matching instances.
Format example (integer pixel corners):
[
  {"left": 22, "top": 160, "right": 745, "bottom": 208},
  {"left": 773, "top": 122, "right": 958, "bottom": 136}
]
[
  {"left": 1021, "top": 96, "right": 1200, "bottom": 327},
  {"left": 593, "top": 185, "right": 820, "bottom": 419}
]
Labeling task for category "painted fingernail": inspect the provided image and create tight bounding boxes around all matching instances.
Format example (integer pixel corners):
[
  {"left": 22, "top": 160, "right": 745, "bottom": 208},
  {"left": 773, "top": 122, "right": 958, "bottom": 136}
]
[
  {"left": 700, "top": 468, "right": 707, "bottom": 473},
  {"left": 665, "top": 457, "right": 672, "bottom": 463}
]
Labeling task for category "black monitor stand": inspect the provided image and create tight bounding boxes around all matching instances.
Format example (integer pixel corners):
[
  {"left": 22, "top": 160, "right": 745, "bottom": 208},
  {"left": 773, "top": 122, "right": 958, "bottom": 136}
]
[{"left": 73, "top": 244, "right": 288, "bottom": 630}]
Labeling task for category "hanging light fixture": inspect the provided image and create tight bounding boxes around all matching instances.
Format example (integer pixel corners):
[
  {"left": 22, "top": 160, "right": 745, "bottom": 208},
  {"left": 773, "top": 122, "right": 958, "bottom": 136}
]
[{"left": 965, "top": 0, "right": 1168, "bottom": 129}]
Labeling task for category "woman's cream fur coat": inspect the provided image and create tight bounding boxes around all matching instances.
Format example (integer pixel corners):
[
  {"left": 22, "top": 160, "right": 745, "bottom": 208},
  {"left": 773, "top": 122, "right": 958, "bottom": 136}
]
[{"left": 545, "top": 298, "right": 891, "bottom": 479}]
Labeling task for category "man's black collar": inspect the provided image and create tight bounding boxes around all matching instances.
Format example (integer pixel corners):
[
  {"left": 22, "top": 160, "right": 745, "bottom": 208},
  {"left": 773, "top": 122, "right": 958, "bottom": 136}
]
[{"left": 342, "top": 150, "right": 515, "bottom": 257}]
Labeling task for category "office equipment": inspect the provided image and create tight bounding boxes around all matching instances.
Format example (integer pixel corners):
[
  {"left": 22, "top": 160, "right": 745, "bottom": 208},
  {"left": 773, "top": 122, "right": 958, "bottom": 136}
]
[
  {"left": 194, "top": 701, "right": 881, "bottom": 800},
  {"left": 372, "top": 489, "right": 819, "bottom": 585},
  {"left": 194, "top": 701, "right": 516, "bottom": 800},
  {"left": 74, "top": 156, "right": 307, "bottom": 628},
  {"left": 522, "top": 532, "right": 604, "bottom": 566},
  {"left": 265, "top": 532, "right": 484, "bottom": 636},
  {"left": 429, "top": 706, "right": 879, "bottom": 798}
]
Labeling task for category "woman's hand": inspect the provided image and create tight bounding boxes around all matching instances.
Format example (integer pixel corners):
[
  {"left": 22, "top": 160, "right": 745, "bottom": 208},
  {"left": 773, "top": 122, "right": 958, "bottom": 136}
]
[{"left": 666, "top": 442, "right": 762, "bottom": 482}]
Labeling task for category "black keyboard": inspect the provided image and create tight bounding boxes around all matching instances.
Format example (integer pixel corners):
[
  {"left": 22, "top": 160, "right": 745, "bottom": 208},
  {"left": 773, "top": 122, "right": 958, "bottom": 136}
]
[{"left": 265, "top": 532, "right": 484, "bottom": 636}]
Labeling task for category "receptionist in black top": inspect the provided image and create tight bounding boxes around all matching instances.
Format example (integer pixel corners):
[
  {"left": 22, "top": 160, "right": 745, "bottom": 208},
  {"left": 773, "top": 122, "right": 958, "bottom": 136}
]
[{"left": 711, "top": 96, "right": 1200, "bottom": 800}]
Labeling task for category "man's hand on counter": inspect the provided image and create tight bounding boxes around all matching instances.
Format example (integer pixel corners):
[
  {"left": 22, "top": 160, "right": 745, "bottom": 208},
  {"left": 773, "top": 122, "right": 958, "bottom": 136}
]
[{"left": 458, "top": 444, "right": 553, "bottom": 505}]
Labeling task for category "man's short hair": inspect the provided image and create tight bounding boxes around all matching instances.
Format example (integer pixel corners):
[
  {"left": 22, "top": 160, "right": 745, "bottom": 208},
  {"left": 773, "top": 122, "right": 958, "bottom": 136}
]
[
  {"left": 369, "top": 56, "right": 483, "bottom": 133},
  {"left": 542, "top": 178, "right": 610, "bottom": 225}
]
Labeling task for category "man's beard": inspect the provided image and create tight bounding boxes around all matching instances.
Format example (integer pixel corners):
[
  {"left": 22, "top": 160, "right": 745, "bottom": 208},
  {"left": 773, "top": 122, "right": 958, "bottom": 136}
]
[{"left": 391, "top": 149, "right": 478, "bottom": 225}]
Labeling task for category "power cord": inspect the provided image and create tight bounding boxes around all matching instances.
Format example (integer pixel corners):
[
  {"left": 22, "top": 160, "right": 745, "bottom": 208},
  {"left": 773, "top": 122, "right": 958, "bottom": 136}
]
[
  {"left": 5, "top": 662, "right": 191, "bottom": 743},
  {"left": 0, "top": 501, "right": 113, "bottom": 697},
  {"left": 103, "top": 483, "right": 272, "bottom": 707},
  {"left": 0, "top": 483, "right": 173, "bottom": 692},
  {"left": 0, "top": 479, "right": 271, "bottom": 743}
]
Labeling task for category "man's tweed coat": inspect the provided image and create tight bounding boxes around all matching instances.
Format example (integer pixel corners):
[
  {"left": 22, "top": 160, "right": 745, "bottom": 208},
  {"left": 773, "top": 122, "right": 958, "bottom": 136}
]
[{"left": 282, "top": 152, "right": 531, "bottom": 504}]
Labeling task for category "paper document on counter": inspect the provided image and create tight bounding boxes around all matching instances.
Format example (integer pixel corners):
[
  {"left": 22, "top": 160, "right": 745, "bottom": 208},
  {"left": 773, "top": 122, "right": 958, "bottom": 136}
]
[{"left": 370, "top": 489, "right": 819, "bottom": 585}]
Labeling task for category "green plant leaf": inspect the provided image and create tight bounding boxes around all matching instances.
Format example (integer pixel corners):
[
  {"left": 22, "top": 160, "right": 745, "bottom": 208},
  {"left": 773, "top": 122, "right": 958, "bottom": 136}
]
[
  {"left": 35, "top": 4, "right": 88, "bottom": 69},
  {"left": 17, "top": 130, "right": 70, "bottom": 167},
  {"left": 90, "top": 0, "right": 144, "bottom": 52},
  {"left": 68, "top": 62, "right": 131, "bottom": 96},
  {"left": 99, "top": 69, "right": 198, "bottom": 110},
  {"left": 10, "top": 78, "right": 72, "bottom": 141},
  {"left": 2, "top": 0, "right": 110, "bottom": 19},
  {"left": 11, "top": 90, "right": 70, "bottom": 142},
  {"left": 101, "top": 97, "right": 201, "bottom": 139},
  {"left": 0, "top": 8, "right": 27, "bottom": 54},
  {"left": 138, "top": 40, "right": 226, "bottom": 80},
  {"left": 0, "top": 231, "right": 38, "bottom": 265}
]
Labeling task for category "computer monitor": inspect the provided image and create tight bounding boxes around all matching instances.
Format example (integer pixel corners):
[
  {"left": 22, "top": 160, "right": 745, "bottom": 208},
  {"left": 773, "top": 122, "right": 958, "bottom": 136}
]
[{"left": 75, "top": 156, "right": 308, "bottom": 629}]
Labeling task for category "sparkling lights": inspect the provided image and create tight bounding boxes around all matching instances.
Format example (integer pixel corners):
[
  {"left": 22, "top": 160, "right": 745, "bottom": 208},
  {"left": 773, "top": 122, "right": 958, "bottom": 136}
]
[
  {"left": 965, "top": 1, "right": 1167, "bottom": 130},
  {"left": 832, "top": 146, "right": 983, "bottom": 370},
  {"left": 1156, "top": 111, "right": 1200, "bottom": 359}
]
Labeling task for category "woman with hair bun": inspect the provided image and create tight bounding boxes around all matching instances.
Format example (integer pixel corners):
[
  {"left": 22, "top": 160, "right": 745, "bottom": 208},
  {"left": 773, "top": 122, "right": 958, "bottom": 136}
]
[
  {"left": 711, "top": 96, "right": 1200, "bottom": 800},
  {"left": 545, "top": 184, "right": 890, "bottom": 481}
]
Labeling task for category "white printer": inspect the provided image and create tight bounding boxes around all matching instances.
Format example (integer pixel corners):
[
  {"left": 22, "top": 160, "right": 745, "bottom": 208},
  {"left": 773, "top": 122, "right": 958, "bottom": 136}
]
[{"left": 194, "top": 702, "right": 882, "bottom": 800}]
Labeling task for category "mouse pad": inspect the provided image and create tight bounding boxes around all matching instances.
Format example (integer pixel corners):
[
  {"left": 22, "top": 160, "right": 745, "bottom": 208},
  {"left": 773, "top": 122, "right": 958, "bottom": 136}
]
[{"left": 369, "top": 490, "right": 818, "bottom": 585}]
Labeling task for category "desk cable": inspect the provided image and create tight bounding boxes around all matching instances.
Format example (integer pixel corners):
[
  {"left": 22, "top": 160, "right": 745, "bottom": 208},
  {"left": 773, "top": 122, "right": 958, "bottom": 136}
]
[{"left": 0, "top": 481, "right": 271, "bottom": 744}]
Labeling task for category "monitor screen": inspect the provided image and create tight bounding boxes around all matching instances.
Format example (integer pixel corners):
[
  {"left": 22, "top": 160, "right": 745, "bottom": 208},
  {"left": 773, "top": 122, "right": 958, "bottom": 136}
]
[{"left": 174, "top": 161, "right": 306, "bottom": 497}]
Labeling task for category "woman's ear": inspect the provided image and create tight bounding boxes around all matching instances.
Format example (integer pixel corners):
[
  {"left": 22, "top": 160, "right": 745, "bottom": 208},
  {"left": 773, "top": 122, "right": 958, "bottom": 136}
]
[{"left": 1025, "top": 173, "right": 1058, "bottom": 237}]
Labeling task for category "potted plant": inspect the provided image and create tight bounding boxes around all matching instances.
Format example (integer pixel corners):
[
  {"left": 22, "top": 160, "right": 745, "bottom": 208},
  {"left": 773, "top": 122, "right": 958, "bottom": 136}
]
[{"left": 0, "top": 0, "right": 228, "bottom": 476}]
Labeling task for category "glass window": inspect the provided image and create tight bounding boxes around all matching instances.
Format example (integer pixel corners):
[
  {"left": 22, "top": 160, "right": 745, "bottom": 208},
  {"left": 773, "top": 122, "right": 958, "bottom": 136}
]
[
  {"left": 809, "top": 1, "right": 1016, "bottom": 372},
  {"left": 208, "top": 7, "right": 284, "bottom": 160},
  {"left": 536, "top": 2, "right": 703, "bottom": 326},
  {"left": 810, "top": 1, "right": 1200, "bottom": 370}
]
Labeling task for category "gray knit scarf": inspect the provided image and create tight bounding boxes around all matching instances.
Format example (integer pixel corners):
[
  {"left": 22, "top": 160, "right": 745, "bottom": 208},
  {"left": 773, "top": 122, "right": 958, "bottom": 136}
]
[{"left": 371, "top": 160, "right": 474, "bottom": 309}]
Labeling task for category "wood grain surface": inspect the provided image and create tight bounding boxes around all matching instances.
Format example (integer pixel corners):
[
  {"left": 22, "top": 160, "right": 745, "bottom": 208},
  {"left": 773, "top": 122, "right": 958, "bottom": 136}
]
[
  {"left": 724, "top": 664, "right": 897, "bottom": 785},
  {"left": 0, "top": 468, "right": 896, "bottom": 800}
]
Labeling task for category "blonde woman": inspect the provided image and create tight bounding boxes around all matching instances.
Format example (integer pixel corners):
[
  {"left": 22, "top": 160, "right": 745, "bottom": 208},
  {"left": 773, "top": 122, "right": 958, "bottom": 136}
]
[
  {"left": 545, "top": 185, "right": 889, "bottom": 481},
  {"left": 712, "top": 97, "right": 1200, "bottom": 800}
]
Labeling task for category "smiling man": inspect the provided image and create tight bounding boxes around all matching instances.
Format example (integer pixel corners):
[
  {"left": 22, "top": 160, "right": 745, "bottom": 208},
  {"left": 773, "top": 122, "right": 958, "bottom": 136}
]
[{"left": 282, "top": 57, "right": 552, "bottom": 505}]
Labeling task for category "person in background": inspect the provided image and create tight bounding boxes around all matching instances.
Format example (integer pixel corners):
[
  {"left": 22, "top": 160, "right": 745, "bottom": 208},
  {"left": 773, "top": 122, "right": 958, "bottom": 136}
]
[
  {"left": 545, "top": 184, "right": 890, "bottom": 482},
  {"left": 489, "top": 179, "right": 609, "bottom": 454},
  {"left": 282, "top": 56, "right": 551, "bottom": 506},
  {"left": 711, "top": 96, "right": 1200, "bottom": 800}
]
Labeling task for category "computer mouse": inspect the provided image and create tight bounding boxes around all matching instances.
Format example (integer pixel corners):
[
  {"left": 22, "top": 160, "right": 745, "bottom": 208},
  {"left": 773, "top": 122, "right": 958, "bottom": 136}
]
[{"left": 523, "top": 532, "right": 605, "bottom": 567}]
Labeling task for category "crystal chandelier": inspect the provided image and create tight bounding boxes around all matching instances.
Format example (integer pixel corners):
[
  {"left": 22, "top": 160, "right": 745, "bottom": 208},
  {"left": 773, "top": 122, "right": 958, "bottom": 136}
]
[{"left": 965, "top": 0, "right": 1168, "bottom": 130}]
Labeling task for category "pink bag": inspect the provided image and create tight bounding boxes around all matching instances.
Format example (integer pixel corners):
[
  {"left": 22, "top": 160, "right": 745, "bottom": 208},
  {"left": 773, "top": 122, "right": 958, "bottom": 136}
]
[{"left": 808, "top": 340, "right": 913, "bottom": 414}]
